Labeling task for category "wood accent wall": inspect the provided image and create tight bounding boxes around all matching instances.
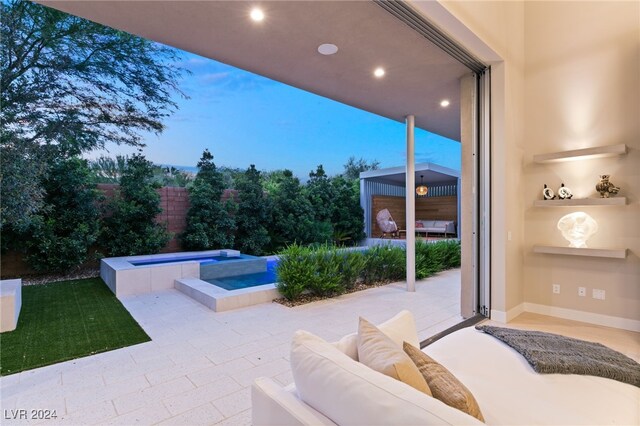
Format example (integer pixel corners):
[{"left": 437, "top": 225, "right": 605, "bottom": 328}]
[{"left": 371, "top": 195, "right": 457, "bottom": 237}]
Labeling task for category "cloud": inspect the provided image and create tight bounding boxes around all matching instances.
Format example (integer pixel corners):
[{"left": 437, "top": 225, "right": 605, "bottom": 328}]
[
  {"left": 196, "top": 68, "right": 276, "bottom": 94},
  {"left": 174, "top": 56, "right": 209, "bottom": 70},
  {"left": 200, "top": 72, "right": 231, "bottom": 83}
]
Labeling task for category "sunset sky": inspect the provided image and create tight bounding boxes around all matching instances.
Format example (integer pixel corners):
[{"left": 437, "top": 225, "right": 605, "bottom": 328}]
[{"left": 91, "top": 51, "right": 460, "bottom": 179}]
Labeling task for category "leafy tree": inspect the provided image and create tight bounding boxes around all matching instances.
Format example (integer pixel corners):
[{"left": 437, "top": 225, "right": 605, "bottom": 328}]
[
  {"left": 267, "top": 170, "right": 330, "bottom": 251},
  {"left": 90, "top": 155, "right": 128, "bottom": 184},
  {"left": 182, "top": 150, "right": 236, "bottom": 250},
  {"left": 0, "top": 0, "right": 186, "bottom": 230},
  {"left": 218, "top": 166, "right": 244, "bottom": 190},
  {"left": 305, "top": 165, "right": 335, "bottom": 223},
  {"left": 100, "top": 154, "right": 170, "bottom": 256},
  {"left": 234, "top": 165, "right": 270, "bottom": 255},
  {"left": 152, "top": 165, "right": 192, "bottom": 188},
  {"left": 342, "top": 156, "right": 380, "bottom": 180},
  {"left": 24, "top": 158, "right": 101, "bottom": 271},
  {"left": 330, "top": 175, "right": 365, "bottom": 245},
  {"left": 261, "top": 169, "right": 289, "bottom": 195}
]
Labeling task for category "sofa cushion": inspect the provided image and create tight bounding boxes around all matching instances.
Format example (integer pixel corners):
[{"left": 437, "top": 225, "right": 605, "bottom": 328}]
[
  {"left": 291, "top": 330, "right": 485, "bottom": 426},
  {"left": 357, "top": 318, "right": 432, "bottom": 396},
  {"left": 404, "top": 342, "right": 484, "bottom": 421},
  {"left": 332, "top": 310, "right": 420, "bottom": 360}
]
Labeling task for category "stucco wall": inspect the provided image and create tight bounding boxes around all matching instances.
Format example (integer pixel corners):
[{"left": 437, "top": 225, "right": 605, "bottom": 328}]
[
  {"left": 522, "top": 1, "right": 640, "bottom": 323},
  {"left": 423, "top": 0, "right": 639, "bottom": 326}
]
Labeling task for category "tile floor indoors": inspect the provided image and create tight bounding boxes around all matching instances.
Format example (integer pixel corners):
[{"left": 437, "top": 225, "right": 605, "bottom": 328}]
[{"left": 0, "top": 269, "right": 463, "bottom": 425}]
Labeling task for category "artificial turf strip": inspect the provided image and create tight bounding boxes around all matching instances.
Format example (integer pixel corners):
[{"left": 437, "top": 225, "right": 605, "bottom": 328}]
[{"left": 0, "top": 278, "right": 150, "bottom": 376}]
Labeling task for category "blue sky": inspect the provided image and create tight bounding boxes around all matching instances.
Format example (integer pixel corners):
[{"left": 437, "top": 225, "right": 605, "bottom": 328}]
[{"left": 91, "top": 51, "right": 460, "bottom": 179}]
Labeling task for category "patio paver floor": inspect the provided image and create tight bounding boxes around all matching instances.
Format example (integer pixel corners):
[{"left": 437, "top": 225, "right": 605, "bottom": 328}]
[{"left": 0, "top": 269, "right": 461, "bottom": 425}]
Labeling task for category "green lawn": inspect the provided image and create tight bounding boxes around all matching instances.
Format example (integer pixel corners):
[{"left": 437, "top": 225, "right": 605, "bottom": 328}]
[{"left": 0, "top": 278, "right": 150, "bottom": 376}]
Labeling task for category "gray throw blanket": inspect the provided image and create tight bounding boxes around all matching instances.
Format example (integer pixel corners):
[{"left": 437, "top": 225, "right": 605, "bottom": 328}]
[{"left": 476, "top": 325, "right": 640, "bottom": 388}]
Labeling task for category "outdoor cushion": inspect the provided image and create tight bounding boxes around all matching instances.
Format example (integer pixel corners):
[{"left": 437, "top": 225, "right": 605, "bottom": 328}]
[
  {"left": 290, "top": 330, "right": 484, "bottom": 426},
  {"left": 357, "top": 318, "right": 432, "bottom": 396},
  {"left": 404, "top": 342, "right": 484, "bottom": 421},
  {"left": 332, "top": 310, "right": 420, "bottom": 360}
]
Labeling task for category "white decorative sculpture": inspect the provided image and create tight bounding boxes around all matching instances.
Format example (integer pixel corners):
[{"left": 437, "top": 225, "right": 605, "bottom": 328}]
[{"left": 557, "top": 212, "right": 598, "bottom": 248}]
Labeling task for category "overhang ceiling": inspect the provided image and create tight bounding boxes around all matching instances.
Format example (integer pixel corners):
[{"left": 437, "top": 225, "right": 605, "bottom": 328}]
[{"left": 39, "top": 1, "right": 471, "bottom": 140}]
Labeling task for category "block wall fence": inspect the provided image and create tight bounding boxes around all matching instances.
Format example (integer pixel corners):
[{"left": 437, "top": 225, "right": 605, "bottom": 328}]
[{"left": 0, "top": 185, "right": 238, "bottom": 277}]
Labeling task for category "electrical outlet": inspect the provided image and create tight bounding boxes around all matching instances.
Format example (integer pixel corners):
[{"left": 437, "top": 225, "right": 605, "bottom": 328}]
[
  {"left": 592, "top": 289, "right": 606, "bottom": 300},
  {"left": 552, "top": 284, "right": 561, "bottom": 294},
  {"left": 578, "top": 287, "right": 586, "bottom": 297}
]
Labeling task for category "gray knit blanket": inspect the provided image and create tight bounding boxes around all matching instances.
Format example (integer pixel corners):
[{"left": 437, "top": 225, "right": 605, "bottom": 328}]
[{"left": 475, "top": 325, "right": 640, "bottom": 387}]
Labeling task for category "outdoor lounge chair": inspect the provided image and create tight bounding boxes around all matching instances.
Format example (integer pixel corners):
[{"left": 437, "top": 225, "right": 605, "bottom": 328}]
[{"left": 376, "top": 208, "right": 404, "bottom": 238}]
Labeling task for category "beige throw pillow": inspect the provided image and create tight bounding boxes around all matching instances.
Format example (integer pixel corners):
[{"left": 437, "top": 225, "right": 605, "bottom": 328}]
[
  {"left": 333, "top": 310, "right": 420, "bottom": 360},
  {"left": 404, "top": 342, "right": 485, "bottom": 422},
  {"left": 357, "top": 317, "right": 432, "bottom": 396},
  {"left": 291, "top": 330, "right": 485, "bottom": 426}
]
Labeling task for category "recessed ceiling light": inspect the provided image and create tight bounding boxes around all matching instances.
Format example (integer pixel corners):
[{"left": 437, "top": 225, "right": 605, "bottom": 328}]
[
  {"left": 318, "top": 43, "right": 338, "bottom": 55},
  {"left": 440, "top": 99, "right": 450, "bottom": 107},
  {"left": 373, "top": 67, "right": 385, "bottom": 78},
  {"left": 250, "top": 7, "right": 265, "bottom": 22}
]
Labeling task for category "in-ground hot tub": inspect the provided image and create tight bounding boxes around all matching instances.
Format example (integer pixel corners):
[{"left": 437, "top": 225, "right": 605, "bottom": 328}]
[
  {"left": 100, "top": 250, "right": 282, "bottom": 311},
  {"left": 101, "top": 249, "right": 251, "bottom": 297}
]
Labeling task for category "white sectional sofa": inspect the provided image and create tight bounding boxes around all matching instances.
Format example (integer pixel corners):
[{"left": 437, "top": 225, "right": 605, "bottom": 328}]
[
  {"left": 252, "top": 311, "right": 639, "bottom": 425},
  {"left": 415, "top": 220, "right": 456, "bottom": 237}
]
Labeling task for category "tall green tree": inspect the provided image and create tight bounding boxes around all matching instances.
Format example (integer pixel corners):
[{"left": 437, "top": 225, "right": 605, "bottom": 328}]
[
  {"left": 152, "top": 165, "right": 192, "bottom": 188},
  {"left": 25, "top": 158, "right": 101, "bottom": 271},
  {"left": 234, "top": 165, "right": 270, "bottom": 255},
  {"left": 89, "top": 155, "right": 128, "bottom": 184},
  {"left": 182, "top": 150, "right": 236, "bottom": 250},
  {"left": 330, "top": 175, "right": 366, "bottom": 245},
  {"left": 100, "top": 154, "right": 170, "bottom": 256},
  {"left": 342, "top": 156, "right": 380, "bottom": 180},
  {"left": 305, "top": 165, "right": 335, "bottom": 223},
  {"left": 0, "top": 0, "right": 186, "bottom": 230},
  {"left": 267, "top": 170, "right": 330, "bottom": 251}
]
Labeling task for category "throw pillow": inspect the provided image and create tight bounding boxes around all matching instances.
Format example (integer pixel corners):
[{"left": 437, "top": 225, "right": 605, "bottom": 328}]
[
  {"left": 333, "top": 310, "right": 420, "bottom": 360},
  {"left": 357, "top": 317, "right": 432, "bottom": 396},
  {"left": 291, "top": 330, "right": 484, "bottom": 425},
  {"left": 404, "top": 342, "right": 485, "bottom": 422}
]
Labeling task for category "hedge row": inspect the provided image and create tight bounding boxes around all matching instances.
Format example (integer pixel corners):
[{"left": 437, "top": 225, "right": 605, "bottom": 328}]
[{"left": 275, "top": 240, "right": 461, "bottom": 301}]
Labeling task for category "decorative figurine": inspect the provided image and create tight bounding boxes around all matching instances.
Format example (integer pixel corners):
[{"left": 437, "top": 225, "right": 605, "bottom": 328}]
[
  {"left": 596, "top": 175, "right": 620, "bottom": 198},
  {"left": 557, "top": 212, "right": 598, "bottom": 248},
  {"left": 557, "top": 183, "right": 573, "bottom": 200},
  {"left": 543, "top": 184, "right": 556, "bottom": 200}
]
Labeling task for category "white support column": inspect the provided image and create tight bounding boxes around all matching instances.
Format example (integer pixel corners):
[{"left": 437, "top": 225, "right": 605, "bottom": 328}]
[{"left": 406, "top": 115, "right": 416, "bottom": 292}]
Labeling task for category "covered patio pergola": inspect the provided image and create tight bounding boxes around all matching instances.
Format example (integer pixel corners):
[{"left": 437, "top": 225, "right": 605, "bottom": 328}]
[{"left": 360, "top": 162, "right": 460, "bottom": 239}]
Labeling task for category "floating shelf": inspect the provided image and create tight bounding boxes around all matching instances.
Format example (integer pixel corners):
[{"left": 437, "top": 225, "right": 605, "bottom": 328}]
[
  {"left": 533, "top": 245, "right": 628, "bottom": 259},
  {"left": 533, "top": 144, "right": 627, "bottom": 163},
  {"left": 533, "top": 197, "right": 626, "bottom": 207}
]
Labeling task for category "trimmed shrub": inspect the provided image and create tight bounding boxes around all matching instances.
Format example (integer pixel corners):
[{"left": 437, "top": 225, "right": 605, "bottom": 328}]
[
  {"left": 275, "top": 240, "right": 461, "bottom": 302},
  {"left": 361, "top": 245, "right": 406, "bottom": 284},
  {"left": 305, "top": 245, "right": 343, "bottom": 297},
  {"left": 276, "top": 244, "right": 344, "bottom": 300},
  {"left": 415, "top": 240, "right": 461, "bottom": 279},
  {"left": 337, "top": 250, "right": 367, "bottom": 290},
  {"left": 275, "top": 244, "right": 315, "bottom": 301}
]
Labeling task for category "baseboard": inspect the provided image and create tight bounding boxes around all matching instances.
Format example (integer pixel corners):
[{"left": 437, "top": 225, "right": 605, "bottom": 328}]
[
  {"left": 523, "top": 303, "right": 640, "bottom": 333},
  {"left": 490, "top": 303, "right": 524, "bottom": 323}
]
